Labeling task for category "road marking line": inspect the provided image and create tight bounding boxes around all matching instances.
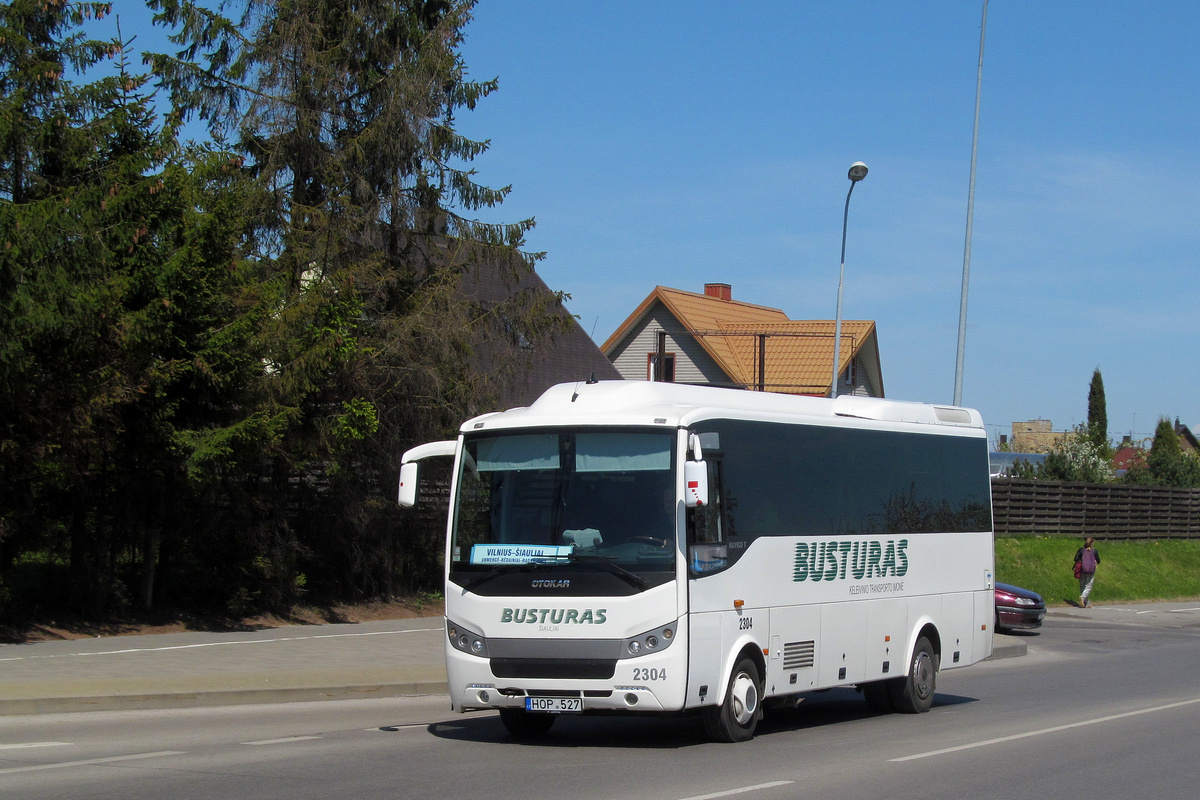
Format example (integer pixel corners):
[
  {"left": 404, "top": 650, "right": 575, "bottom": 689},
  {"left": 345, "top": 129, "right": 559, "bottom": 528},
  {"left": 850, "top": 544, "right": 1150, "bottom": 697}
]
[
  {"left": 242, "top": 736, "right": 322, "bottom": 746},
  {"left": 0, "top": 742, "right": 70, "bottom": 751},
  {"left": 891, "top": 697, "right": 1200, "bottom": 762},
  {"left": 676, "top": 781, "right": 794, "bottom": 800},
  {"left": 0, "top": 750, "right": 184, "bottom": 775},
  {"left": 0, "top": 627, "right": 442, "bottom": 663},
  {"left": 1167, "top": 607, "right": 1200, "bottom": 613}
]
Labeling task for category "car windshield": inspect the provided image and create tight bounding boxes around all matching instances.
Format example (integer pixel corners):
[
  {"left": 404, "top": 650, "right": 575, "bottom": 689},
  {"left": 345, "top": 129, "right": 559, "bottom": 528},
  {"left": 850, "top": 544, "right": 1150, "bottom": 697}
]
[{"left": 450, "top": 429, "right": 678, "bottom": 576}]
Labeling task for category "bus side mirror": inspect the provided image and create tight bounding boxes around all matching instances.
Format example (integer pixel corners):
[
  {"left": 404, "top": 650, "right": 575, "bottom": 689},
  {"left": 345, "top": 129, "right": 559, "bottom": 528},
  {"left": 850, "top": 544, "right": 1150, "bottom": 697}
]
[
  {"left": 398, "top": 461, "right": 420, "bottom": 507},
  {"left": 398, "top": 440, "right": 457, "bottom": 507},
  {"left": 684, "top": 460, "right": 708, "bottom": 508}
]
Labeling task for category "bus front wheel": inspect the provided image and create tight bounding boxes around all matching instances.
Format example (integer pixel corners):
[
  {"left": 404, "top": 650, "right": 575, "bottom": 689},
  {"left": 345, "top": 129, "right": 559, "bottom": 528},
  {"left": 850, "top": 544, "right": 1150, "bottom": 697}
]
[
  {"left": 498, "top": 708, "right": 556, "bottom": 738},
  {"left": 703, "top": 656, "right": 763, "bottom": 742},
  {"left": 889, "top": 636, "right": 937, "bottom": 714}
]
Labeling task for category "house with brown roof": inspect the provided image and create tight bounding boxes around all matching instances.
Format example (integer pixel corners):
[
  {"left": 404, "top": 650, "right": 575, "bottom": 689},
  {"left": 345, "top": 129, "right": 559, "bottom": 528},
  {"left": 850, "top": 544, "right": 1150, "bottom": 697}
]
[{"left": 601, "top": 283, "right": 883, "bottom": 397}]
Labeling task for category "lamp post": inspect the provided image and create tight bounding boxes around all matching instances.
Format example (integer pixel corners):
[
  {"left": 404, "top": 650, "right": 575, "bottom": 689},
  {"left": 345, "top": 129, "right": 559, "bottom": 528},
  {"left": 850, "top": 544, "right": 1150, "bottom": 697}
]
[
  {"left": 954, "top": 0, "right": 988, "bottom": 406},
  {"left": 830, "top": 161, "right": 868, "bottom": 398}
]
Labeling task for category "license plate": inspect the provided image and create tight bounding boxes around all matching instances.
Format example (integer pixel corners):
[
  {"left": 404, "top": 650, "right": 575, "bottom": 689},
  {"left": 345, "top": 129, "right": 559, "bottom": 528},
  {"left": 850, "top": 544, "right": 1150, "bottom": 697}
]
[{"left": 525, "top": 697, "right": 582, "bottom": 713}]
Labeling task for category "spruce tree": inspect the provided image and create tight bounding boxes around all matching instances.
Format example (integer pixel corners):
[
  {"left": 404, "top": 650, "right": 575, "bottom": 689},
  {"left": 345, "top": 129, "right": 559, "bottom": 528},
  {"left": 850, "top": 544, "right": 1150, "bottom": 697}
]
[
  {"left": 1146, "top": 418, "right": 1184, "bottom": 486},
  {"left": 148, "top": 0, "right": 567, "bottom": 603},
  {"left": 1, "top": 4, "right": 260, "bottom": 612}
]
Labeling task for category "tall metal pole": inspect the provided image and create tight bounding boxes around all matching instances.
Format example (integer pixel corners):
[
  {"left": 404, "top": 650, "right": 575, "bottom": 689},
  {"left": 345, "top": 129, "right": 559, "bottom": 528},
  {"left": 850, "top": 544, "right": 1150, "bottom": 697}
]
[
  {"left": 954, "top": 0, "right": 988, "bottom": 406},
  {"left": 831, "top": 162, "right": 868, "bottom": 398}
]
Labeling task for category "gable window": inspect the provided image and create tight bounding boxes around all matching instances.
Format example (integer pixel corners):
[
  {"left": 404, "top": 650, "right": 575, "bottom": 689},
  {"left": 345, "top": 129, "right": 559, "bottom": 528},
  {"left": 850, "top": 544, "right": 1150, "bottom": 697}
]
[{"left": 647, "top": 353, "right": 676, "bottom": 382}]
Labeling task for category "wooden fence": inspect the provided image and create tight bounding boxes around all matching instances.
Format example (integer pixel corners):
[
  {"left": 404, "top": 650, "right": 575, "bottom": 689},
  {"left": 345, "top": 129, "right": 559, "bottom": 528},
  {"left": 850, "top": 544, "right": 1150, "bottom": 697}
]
[{"left": 991, "top": 478, "right": 1200, "bottom": 539}]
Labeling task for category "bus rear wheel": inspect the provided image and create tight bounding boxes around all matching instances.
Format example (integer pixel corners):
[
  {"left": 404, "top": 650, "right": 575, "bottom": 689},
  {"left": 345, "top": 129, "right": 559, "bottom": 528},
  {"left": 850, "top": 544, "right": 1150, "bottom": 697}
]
[
  {"left": 498, "top": 708, "right": 556, "bottom": 738},
  {"left": 889, "top": 636, "right": 937, "bottom": 714},
  {"left": 703, "top": 656, "right": 763, "bottom": 742}
]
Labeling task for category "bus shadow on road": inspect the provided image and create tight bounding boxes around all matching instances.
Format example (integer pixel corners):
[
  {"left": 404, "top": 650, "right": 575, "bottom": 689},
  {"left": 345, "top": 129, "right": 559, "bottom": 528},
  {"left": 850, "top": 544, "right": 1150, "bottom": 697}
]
[
  {"left": 422, "top": 688, "right": 980, "bottom": 748},
  {"left": 758, "top": 687, "right": 977, "bottom": 737}
]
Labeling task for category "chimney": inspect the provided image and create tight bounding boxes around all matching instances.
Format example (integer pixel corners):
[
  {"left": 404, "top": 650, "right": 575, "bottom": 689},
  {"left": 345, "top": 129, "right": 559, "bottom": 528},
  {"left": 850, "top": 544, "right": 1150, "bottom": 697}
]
[{"left": 704, "top": 283, "right": 732, "bottom": 301}]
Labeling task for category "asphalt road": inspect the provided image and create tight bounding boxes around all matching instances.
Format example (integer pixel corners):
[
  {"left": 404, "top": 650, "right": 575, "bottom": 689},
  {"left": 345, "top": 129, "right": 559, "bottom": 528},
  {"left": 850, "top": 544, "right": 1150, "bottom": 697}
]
[{"left": 2, "top": 605, "right": 1199, "bottom": 800}]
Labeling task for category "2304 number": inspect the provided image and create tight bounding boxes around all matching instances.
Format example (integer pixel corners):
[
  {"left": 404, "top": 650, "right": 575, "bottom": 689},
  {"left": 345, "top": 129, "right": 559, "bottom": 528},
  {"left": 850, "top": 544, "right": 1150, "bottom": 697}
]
[{"left": 632, "top": 668, "right": 666, "bottom": 681}]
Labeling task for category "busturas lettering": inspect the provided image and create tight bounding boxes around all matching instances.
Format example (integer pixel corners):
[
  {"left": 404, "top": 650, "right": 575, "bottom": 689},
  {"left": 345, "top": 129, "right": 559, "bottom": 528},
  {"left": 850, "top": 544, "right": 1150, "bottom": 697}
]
[
  {"left": 792, "top": 539, "right": 909, "bottom": 582},
  {"left": 500, "top": 608, "right": 607, "bottom": 624}
]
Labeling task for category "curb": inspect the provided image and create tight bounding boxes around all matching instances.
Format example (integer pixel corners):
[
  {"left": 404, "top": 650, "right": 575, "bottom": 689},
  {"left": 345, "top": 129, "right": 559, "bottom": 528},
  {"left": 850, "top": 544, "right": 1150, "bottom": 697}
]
[
  {"left": 0, "top": 680, "right": 450, "bottom": 717},
  {"left": 989, "top": 636, "right": 1028, "bottom": 660}
]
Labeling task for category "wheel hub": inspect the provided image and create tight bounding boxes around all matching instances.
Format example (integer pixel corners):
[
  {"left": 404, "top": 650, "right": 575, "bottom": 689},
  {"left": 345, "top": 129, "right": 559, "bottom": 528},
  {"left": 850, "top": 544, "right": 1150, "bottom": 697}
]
[
  {"left": 729, "top": 671, "right": 759, "bottom": 725},
  {"left": 912, "top": 651, "right": 934, "bottom": 701}
]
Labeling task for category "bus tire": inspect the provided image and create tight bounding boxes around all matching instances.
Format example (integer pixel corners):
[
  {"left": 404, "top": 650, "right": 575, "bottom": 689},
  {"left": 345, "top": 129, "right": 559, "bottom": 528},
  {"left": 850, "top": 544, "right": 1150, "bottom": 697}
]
[
  {"left": 889, "top": 636, "right": 937, "bottom": 714},
  {"left": 862, "top": 680, "right": 895, "bottom": 714},
  {"left": 703, "top": 656, "right": 762, "bottom": 742},
  {"left": 498, "top": 708, "right": 556, "bottom": 738}
]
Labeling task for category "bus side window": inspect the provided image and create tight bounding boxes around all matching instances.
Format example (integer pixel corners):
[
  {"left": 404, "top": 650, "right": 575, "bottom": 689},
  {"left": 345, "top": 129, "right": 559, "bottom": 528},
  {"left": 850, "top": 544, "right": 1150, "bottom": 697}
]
[
  {"left": 688, "top": 461, "right": 728, "bottom": 574},
  {"left": 690, "top": 458, "right": 726, "bottom": 537}
]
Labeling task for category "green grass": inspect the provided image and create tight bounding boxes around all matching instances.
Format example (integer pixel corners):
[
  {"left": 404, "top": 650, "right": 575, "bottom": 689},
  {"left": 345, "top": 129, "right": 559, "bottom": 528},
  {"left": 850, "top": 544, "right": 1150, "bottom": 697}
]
[{"left": 995, "top": 537, "right": 1200, "bottom": 606}]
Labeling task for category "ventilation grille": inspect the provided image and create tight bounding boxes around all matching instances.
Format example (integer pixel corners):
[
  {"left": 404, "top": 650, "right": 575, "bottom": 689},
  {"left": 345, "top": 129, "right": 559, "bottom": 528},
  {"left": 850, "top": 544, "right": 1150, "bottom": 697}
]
[
  {"left": 491, "top": 658, "right": 616, "bottom": 680},
  {"left": 783, "top": 640, "right": 815, "bottom": 670}
]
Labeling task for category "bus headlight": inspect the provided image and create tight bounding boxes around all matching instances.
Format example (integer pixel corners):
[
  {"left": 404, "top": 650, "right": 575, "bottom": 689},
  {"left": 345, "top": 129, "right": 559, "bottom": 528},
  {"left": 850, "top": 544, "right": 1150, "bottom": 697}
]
[
  {"left": 447, "top": 620, "right": 489, "bottom": 658},
  {"left": 620, "top": 622, "right": 677, "bottom": 659}
]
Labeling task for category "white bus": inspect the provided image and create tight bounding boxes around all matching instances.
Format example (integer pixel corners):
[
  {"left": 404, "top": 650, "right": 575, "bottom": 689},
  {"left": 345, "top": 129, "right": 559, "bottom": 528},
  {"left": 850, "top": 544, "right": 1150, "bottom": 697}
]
[{"left": 399, "top": 380, "right": 994, "bottom": 742}]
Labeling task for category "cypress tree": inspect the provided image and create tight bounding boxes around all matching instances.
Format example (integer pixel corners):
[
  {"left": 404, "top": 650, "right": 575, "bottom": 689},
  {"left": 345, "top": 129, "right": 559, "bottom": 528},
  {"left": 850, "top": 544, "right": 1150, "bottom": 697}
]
[{"left": 1086, "top": 368, "right": 1108, "bottom": 453}]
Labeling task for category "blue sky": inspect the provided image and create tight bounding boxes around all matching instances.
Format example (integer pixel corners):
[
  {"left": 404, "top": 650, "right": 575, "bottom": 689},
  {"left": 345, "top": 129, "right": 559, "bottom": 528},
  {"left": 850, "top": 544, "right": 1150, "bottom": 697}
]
[{"left": 116, "top": 2, "right": 1200, "bottom": 447}]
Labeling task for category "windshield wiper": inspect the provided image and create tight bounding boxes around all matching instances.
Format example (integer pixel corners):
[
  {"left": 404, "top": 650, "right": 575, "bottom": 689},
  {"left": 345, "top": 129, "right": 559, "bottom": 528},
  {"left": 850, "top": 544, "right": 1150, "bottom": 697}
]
[
  {"left": 463, "top": 554, "right": 652, "bottom": 592},
  {"left": 464, "top": 553, "right": 650, "bottom": 593},
  {"left": 565, "top": 553, "right": 650, "bottom": 590}
]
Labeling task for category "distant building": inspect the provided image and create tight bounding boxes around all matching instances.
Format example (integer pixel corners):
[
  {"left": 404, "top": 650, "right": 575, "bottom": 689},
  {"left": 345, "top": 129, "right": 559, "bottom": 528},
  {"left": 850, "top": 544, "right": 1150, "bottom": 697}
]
[
  {"left": 1175, "top": 418, "right": 1199, "bottom": 452},
  {"left": 1010, "top": 420, "right": 1066, "bottom": 454},
  {"left": 601, "top": 283, "right": 882, "bottom": 397},
  {"left": 1112, "top": 438, "right": 1146, "bottom": 476},
  {"left": 1111, "top": 420, "right": 1198, "bottom": 476}
]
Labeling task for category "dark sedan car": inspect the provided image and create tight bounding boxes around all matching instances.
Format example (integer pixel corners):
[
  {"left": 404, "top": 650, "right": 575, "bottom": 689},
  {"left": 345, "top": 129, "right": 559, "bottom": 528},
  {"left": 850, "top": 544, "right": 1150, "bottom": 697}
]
[{"left": 995, "top": 582, "right": 1046, "bottom": 632}]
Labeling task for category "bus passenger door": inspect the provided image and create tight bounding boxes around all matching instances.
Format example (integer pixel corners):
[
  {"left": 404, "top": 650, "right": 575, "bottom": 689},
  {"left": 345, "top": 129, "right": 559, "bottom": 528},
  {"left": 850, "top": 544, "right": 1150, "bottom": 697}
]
[{"left": 684, "top": 451, "right": 730, "bottom": 710}]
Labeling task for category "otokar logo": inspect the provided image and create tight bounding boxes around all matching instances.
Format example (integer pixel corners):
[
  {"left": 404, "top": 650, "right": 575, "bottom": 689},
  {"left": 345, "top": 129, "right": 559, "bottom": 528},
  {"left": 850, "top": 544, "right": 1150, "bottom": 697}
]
[
  {"left": 500, "top": 608, "right": 607, "bottom": 624},
  {"left": 530, "top": 579, "right": 571, "bottom": 589},
  {"left": 793, "top": 539, "right": 909, "bottom": 583}
]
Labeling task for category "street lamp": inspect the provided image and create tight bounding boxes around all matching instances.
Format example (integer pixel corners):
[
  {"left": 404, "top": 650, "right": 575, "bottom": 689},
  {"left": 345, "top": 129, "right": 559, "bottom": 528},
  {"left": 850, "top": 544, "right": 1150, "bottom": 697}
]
[
  {"left": 830, "top": 161, "right": 868, "bottom": 398},
  {"left": 954, "top": 0, "right": 988, "bottom": 407}
]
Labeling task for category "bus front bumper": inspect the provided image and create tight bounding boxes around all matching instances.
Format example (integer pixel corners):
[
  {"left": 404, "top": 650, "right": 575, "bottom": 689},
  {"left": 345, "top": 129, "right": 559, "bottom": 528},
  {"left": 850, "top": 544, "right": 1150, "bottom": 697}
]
[{"left": 447, "top": 647, "right": 684, "bottom": 714}]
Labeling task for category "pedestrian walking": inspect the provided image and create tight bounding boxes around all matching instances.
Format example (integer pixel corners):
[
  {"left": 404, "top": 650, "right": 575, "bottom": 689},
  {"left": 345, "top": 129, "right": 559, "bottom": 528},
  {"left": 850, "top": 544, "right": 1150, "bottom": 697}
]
[{"left": 1074, "top": 536, "right": 1100, "bottom": 607}]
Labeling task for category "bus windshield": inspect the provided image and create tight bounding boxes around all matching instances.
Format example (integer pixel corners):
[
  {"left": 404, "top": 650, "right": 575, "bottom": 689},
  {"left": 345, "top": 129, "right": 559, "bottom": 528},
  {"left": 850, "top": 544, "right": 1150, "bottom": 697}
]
[{"left": 450, "top": 430, "right": 678, "bottom": 578}]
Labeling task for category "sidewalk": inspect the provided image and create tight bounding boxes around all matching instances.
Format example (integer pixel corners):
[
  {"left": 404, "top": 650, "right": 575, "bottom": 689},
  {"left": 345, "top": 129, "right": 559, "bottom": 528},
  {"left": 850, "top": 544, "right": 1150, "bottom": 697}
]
[
  {"left": 0, "top": 617, "right": 448, "bottom": 716},
  {"left": 0, "top": 615, "right": 1031, "bottom": 717}
]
